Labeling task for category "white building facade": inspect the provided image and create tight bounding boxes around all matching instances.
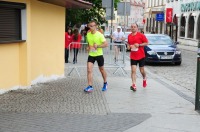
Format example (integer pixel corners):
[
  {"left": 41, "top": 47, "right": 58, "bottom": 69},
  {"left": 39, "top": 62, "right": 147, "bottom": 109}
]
[
  {"left": 106, "top": 0, "right": 145, "bottom": 32},
  {"left": 166, "top": 0, "right": 200, "bottom": 46},
  {"left": 117, "top": 0, "right": 145, "bottom": 31},
  {"left": 144, "top": 0, "right": 166, "bottom": 34},
  {"left": 144, "top": 0, "right": 200, "bottom": 46}
]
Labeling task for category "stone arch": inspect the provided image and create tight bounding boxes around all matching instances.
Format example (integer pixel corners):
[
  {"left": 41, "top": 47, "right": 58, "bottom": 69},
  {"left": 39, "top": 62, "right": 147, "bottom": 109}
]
[
  {"left": 180, "top": 14, "right": 186, "bottom": 37},
  {"left": 188, "top": 13, "right": 195, "bottom": 38}
]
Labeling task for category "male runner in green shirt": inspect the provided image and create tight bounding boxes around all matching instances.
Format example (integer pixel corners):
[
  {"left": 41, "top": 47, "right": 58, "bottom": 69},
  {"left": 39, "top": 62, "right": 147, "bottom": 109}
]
[{"left": 84, "top": 20, "right": 108, "bottom": 92}]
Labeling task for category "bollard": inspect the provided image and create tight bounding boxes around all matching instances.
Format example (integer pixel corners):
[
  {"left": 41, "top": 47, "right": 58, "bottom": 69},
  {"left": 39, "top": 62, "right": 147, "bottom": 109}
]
[{"left": 195, "top": 40, "right": 200, "bottom": 110}]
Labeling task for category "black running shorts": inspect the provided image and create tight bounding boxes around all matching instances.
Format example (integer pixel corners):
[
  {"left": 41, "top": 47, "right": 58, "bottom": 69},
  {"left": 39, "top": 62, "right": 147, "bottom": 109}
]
[
  {"left": 88, "top": 55, "right": 104, "bottom": 67},
  {"left": 130, "top": 58, "right": 145, "bottom": 67},
  {"left": 114, "top": 42, "right": 123, "bottom": 51}
]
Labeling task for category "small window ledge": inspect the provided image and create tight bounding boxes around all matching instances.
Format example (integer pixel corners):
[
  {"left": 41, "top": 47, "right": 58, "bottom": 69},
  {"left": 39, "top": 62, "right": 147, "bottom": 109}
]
[{"left": 0, "top": 40, "right": 26, "bottom": 44}]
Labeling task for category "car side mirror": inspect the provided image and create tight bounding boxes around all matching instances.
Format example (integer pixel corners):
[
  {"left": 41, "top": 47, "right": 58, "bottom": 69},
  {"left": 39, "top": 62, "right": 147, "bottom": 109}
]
[{"left": 175, "top": 41, "right": 179, "bottom": 45}]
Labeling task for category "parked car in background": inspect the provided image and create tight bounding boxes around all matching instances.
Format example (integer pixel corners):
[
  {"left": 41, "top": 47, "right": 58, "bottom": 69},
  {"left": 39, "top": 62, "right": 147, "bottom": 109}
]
[
  {"left": 144, "top": 34, "right": 182, "bottom": 65},
  {"left": 104, "top": 31, "right": 110, "bottom": 38}
]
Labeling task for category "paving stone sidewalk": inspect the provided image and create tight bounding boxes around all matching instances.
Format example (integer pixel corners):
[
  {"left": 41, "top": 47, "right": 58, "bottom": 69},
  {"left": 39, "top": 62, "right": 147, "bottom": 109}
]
[{"left": 0, "top": 68, "right": 151, "bottom": 132}]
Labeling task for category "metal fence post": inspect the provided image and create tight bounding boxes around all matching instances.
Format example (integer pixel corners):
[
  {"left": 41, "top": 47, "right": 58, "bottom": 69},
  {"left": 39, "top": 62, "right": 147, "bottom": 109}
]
[{"left": 195, "top": 40, "right": 200, "bottom": 110}]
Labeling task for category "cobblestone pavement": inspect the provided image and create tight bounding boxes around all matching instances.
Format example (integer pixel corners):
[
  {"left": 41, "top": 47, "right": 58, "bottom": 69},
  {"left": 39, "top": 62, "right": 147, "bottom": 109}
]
[
  {"left": 0, "top": 77, "right": 108, "bottom": 114},
  {"left": 145, "top": 49, "right": 196, "bottom": 94},
  {"left": 0, "top": 45, "right": 197, "bottom": 132},
  {"left": 0, "top": 112, "right": 151, "bottom": 132},
  {"left": 0, "top": 68, "right": 151, "bottom": 132}
]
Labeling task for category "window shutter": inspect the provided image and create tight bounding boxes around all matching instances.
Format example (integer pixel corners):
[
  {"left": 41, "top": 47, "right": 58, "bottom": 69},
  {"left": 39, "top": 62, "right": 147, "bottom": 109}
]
[
  {"left": 0, "top": 1, "right": 26, "bottom": 43},
  {"left": 0, "top": 7, "right": 21, "bottom": 41}
]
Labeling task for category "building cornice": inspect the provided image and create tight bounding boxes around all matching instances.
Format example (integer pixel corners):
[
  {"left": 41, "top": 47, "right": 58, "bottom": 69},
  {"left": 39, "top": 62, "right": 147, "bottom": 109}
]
[{"left": 38, "top": 0, "right": 93, "bottom": 9}]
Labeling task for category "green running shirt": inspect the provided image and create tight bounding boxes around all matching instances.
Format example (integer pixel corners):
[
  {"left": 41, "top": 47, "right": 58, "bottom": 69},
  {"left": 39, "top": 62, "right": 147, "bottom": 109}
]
[{"left": 87, "top": 31, "right": 106, "bottom": 57}]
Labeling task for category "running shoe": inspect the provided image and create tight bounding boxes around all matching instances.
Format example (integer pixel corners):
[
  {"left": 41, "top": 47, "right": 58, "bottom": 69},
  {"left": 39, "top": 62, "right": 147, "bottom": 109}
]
[
  {"left": 84, "top": 86, "right": 94, "bottom": 92},
  {"left": 143, "top": 79, "right": 147, "bottom": 88},
  {"left": 102, "top": 82, "right": 108, "bottom": 91},
  {"left": 130, "top": 84, "right": 137, "bottom": 91}
]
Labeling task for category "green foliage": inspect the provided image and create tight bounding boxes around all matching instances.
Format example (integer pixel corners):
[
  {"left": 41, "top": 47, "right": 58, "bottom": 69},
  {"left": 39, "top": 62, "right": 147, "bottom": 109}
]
[{"left": 66, "top": 0, "right": 121, "bottom": 28}]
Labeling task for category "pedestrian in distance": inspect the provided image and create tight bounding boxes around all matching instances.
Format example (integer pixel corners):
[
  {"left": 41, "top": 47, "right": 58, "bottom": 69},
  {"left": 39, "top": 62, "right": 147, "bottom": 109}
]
[
  {"left": 84, "top": 20, "right": 108, "bottom": 93},
  {"left": 127, "top": 23, "right": 148, "bottom": 91},
  {"left": 65, "top": 27, "right": 73, "bottom": 63},
  {"left": 111, "top": 26, "right": 125, "bottom": 62},
  {"left": 72, "top": 28, "right": 82, "bottom": 64}
]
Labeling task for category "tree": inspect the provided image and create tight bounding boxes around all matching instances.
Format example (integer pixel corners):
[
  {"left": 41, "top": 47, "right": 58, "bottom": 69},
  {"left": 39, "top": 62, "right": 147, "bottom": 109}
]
[{"left": 66, "top": 0, "right": 121, "bottom": 28}]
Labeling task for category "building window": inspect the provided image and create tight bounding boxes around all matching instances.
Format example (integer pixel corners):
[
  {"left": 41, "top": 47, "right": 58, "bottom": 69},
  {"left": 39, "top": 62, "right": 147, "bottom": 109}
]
[
  {"left": 162, "top": 0, "right": 164, "bottom": 5},
  {"left": 149, "top": 0, "right": 152, "bottom": 7},
  {"left": 0, "top": 1, "right": 26, "bottom": 44}
]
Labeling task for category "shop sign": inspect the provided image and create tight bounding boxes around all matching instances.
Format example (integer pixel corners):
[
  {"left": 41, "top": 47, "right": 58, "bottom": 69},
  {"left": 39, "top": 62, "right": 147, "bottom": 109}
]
[
  {"left": 181, "top": 2, "right": 200, "bottom": 12},
  {"left": 156, "top": 13, "right": 164, "bottom": 21},
  {"left": 166, "top": 8, "right": 173, "bottom": 23}
]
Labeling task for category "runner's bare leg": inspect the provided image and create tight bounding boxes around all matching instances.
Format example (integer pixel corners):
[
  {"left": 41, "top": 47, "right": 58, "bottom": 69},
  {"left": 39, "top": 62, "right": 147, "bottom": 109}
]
[{"left": 87, "top": 62, "right": 94, "bottom": 85}]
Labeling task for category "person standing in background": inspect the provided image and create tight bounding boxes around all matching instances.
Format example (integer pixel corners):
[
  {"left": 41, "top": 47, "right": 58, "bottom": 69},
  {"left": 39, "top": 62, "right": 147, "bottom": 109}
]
[
  {"left": 111, "top": 26, "right": 125, "bottom": 62},
  {"left": 65, "top": 27, "right": 73, "bottom": 63},
  {"left": 72, "top": 28, "right": 82, "bottom": 64}
]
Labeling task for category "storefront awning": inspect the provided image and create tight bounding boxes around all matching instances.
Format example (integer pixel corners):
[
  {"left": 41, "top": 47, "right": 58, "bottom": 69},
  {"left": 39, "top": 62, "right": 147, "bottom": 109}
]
[{"left": 38, "top": 0, "right": 93, "bottom": 9}]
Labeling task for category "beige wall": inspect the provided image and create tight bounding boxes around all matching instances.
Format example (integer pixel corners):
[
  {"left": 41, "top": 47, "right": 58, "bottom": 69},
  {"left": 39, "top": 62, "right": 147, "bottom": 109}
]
[
  {"left": 0, "top": 0, "right": 65, "bottom": 93},
  {"left": 0, "top": 44, "right": 20, "bottom": 89},
  {"left": 30, "top": 0, "right": 65, "bottom": 83}
]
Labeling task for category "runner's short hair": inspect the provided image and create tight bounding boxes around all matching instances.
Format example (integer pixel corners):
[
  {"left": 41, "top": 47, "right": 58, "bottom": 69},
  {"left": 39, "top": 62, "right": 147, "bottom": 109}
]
[
  {"left": 132, "top": 23, "right": 138, "bottom": 27},
  {"left": 89, "top": 20, "right": 97, "bottom": 25}
]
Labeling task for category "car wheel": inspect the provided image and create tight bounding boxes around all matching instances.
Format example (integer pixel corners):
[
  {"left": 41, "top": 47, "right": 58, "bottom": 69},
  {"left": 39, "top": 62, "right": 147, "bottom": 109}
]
[{"left": 175, "top": 62, "right": 181, "bottom": 65}]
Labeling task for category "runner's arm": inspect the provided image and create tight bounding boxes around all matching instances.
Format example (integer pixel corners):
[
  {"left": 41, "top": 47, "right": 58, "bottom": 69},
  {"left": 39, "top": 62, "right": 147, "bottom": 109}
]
[
  {"left": 97, "top": 41, "right": 108, "bottom": 48},
  {"left": 139, "top": 42, "right": 148, "bottom": 47}
]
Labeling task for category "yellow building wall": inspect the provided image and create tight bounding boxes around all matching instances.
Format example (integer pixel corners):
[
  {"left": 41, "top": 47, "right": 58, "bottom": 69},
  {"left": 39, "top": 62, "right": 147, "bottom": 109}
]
[
  {"left": 0, "top": 44, "right": 20, "bottom": 90},
  {"left": 0, "top": 0, "right": 65, "bottom": 93},
  {"left": 0, "top": 0, "right": 28, "bottom": 92},
  {"left": 30, "top": 0, "right": 65, "bottom": 84}
]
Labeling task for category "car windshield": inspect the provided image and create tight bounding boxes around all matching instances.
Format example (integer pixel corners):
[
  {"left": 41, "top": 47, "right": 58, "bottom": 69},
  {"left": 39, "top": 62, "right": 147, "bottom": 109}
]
[
  {"left": 146, "top": 35, "right": 173, "bottom": 45},
  {"left": 104, "top": 31, "right": 110, "bottom": 34}
]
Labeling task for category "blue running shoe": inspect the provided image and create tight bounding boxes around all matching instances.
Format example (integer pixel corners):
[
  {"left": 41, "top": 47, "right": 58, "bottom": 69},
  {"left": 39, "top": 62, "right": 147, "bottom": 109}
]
[
  {"left": 102, "top": 82, "right": 108, "bottom": 91},
  {"left": 84, "top": 86, "right": 94, "bottom": 92}
]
